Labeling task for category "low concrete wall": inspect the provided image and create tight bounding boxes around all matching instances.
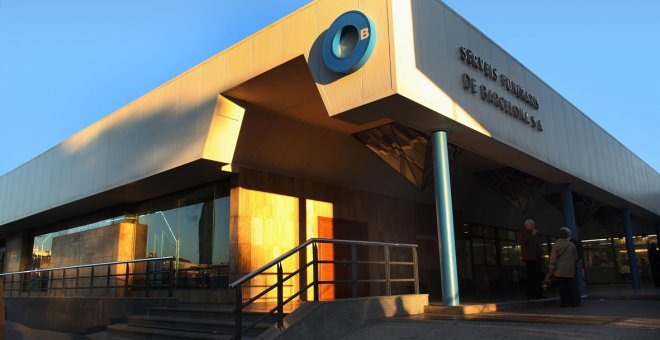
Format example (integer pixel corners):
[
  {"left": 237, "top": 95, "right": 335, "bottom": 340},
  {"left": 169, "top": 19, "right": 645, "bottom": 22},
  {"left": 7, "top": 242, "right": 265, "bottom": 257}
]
[
  {"left": 5, "top": 297, "right": 178, "bottom": 334},
  {"left": 260, "top": 294, "right": 428, "bottom": 340}
]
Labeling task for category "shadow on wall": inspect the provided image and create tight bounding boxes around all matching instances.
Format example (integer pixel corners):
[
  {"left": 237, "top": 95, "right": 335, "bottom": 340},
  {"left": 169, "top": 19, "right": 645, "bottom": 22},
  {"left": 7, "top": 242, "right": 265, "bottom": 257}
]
[{"left": 0, "top": 78, "right": 221, "bottom": 227}]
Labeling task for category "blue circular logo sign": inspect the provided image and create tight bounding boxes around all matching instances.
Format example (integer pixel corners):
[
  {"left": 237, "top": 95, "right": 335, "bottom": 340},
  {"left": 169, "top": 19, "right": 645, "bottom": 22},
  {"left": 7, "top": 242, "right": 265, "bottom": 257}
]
[{"left": 322, "top": 11, "right": 376, "bottom": 74}]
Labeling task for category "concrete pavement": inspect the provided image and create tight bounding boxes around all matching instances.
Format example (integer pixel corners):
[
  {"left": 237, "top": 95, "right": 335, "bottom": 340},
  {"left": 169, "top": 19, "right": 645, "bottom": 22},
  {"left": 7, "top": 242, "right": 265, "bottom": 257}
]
[
  {"left": 341, "top": 317, "right": 660, "bottom": 340},
  {"left": 344, "top": 291, "right": 660, "bottom": 340}
]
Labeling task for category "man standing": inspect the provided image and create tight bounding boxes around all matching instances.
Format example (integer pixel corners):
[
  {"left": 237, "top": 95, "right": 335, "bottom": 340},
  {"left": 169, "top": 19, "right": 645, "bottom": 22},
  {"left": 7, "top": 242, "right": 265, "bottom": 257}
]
[{"left": 519, "top": 219, "right": 546, "bottom": 299}]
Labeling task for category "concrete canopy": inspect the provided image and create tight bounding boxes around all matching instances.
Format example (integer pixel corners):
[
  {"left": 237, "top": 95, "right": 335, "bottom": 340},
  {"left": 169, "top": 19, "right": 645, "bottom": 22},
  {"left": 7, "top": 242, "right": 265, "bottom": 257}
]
[{"left": 1, "top": 0, "right": 658, "bottom": 234}]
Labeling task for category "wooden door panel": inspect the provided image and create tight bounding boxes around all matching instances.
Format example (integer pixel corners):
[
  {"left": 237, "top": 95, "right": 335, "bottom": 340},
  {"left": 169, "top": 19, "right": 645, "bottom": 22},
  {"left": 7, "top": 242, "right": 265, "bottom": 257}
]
[{"left": 317, "top": 216, "right": 369, "bottom": 300}]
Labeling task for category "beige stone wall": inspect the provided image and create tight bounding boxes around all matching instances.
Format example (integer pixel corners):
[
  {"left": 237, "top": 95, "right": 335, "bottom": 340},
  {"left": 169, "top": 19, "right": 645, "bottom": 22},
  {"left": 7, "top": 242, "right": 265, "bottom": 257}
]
[{"left": 230, "top": 185, "right": 300, "bottom": 302}]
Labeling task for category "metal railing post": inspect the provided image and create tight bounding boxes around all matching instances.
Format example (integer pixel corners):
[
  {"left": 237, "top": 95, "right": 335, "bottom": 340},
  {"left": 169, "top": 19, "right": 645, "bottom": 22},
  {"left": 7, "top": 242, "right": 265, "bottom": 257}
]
[
  {"left": 0, "top": 257, "right": 173, "bottom": 299},
  {"left": 106, "top": 264, "right": 111, "bottom": 295},
  {"left": 413, "top": 247, "right": 419, "bottom": 294},
  {"left": 48, "top": 270, "right": 53, "bottom": 296},
  {"left": 145, "top": 262, "right": 150, "bottom": 298},
  {"left": 90, "top": 266, "right": 95, "bottom": 297},
  {"left": 384, "top": 246, "right": 391, "bottom": 296},
  {"left": 62, "top": 269, "right": 66, "bottom": 297},
  {"left": 351, "top": 244, "right": 358, "bottom": 298},
  {"left": 277, "top": 262, "right": 284, "bottom": 328},
  {"left": 168, "top": 258, "right": 174, "bottom": 298},
  {"left": 75, "top": 267, "right": 80, "bottom": 296},
  {"left": 124, "top": 263, "right": 129, "bottom": 297},
  {"left": 235, "top": 287, "right": 242, "bottom": 340},
  {"left": 39, "top": 273, "right": 44, "bottom": 296},
  {"left": 26, "top": 273, "right": 31, "bottom": 297},
  {"left": 312, "top": 242, "right": 319, "bottom": 302}
]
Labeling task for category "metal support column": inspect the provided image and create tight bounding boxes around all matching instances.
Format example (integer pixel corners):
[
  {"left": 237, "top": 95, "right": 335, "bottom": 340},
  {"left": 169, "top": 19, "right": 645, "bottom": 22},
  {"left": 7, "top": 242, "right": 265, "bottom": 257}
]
[
  {"left": 622, "top": 208, "right": 640, "bottom": 290},
  {"left": 431, "top": 130, "right": 460, "bottom": 306},
  {"left": 560, "top": 184, "right": 586, "bottom": 296}
]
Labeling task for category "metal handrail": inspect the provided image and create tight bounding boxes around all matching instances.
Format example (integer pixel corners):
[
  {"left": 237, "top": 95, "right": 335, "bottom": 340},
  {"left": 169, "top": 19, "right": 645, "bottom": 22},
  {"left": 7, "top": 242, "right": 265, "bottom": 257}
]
[
  {"left": 230, "top": 238, "right": 419, "bottom": 339},
  {"left": 229, "top": 238, "right": 417, "bottom": 288},
  {"left": 1, "top": 256, "right": 177, "bottom": 299},
  {"left": 0, "top": 256, "right": 175, "bottom": 276}
]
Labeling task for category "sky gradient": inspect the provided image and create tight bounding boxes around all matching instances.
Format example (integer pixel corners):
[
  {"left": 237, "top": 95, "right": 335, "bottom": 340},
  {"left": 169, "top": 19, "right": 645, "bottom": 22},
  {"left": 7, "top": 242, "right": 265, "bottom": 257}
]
[{"left": 1, "top": 0, "right": 658, "bottom": 176}]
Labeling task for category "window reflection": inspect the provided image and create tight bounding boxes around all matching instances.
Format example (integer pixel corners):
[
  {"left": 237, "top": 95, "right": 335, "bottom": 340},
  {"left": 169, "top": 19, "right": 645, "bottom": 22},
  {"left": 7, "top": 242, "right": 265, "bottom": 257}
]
[{"left": 31, "top": 181, "right": 231, "bottom": 289}]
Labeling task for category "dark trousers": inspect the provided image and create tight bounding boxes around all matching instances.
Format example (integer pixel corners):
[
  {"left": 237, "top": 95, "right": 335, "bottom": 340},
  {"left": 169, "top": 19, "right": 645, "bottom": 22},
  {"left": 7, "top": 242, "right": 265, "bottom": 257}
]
[
  {"left": 525, "top": 260, "right": 543, "bottom": 298},
  {"left": 559, "top": 277, "right": 577, "bottom": 306}
]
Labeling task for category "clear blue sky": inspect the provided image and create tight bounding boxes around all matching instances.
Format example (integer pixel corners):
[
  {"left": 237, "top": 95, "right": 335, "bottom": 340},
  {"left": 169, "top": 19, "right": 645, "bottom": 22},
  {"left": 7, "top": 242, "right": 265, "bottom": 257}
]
[{"left": 0, "top": 0, "right": 658, "bottom": 176}]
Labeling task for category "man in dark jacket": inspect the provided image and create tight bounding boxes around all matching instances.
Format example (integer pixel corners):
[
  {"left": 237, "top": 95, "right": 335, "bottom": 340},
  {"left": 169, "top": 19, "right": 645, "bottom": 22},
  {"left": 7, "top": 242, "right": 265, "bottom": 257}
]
[{"left": 519, "top": 219, "right": 546, "bottom": 299}]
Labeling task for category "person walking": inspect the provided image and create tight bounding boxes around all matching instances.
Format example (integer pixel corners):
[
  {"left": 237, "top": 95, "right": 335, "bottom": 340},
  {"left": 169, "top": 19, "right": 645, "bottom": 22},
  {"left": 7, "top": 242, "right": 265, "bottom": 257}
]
[
  {"left": 549, "top": 227, "right": 578, "bottom": 307},
  {"left": 519, "top": 219, "right": 546, "bottom": 299}
]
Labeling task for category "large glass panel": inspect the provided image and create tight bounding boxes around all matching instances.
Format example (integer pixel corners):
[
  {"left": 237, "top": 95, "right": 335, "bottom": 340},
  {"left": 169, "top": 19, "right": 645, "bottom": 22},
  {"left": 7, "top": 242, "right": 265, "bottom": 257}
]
[
  {"left": 483, "top": 226, "right": 495, "bottom": 239},
  {"left": 484, "top": 239, "right": 497, "bottom": 265},
  {"left": 213, "top": 196, "right": 230, "bottom": 265},
  {"left": 472, "top": 239, "right": 485, "bottom": 265},
  {"left": 32, "top": 215, "right": 126, "bottom": 269},
  {"left": 27, "top": 180, "right": 232, "bottom": 294},
  {"left": 583, "top": 238, "right": 616, "bottom": 284},
  {"left": 137, "top": 182, "right": 231, "bottom": 289},
  {"left": 141, "top": 207, "right": 178, "bottom": 262}
]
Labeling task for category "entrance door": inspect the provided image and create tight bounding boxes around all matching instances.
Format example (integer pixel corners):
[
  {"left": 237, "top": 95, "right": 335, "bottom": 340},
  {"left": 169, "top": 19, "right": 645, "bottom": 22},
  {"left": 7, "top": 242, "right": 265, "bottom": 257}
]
[{"left": 317, "top": 217, "right": 369, "bottom": 300}]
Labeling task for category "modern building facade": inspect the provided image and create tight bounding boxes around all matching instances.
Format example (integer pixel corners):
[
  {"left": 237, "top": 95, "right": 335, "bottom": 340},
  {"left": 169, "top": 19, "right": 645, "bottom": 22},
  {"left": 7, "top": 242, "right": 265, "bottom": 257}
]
[{"left": 1, "top": 0, "right": 659, "bottom": 310}]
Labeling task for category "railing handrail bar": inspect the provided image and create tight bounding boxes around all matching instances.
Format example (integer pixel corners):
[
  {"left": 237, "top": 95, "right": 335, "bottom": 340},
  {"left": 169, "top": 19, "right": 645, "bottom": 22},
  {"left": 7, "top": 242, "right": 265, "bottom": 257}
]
[
  {"left": 0, "top": 256, "right": 175, "bottom": 276},
  {"left": 229, "top": 238, "right": 417, "bottom": 288}
]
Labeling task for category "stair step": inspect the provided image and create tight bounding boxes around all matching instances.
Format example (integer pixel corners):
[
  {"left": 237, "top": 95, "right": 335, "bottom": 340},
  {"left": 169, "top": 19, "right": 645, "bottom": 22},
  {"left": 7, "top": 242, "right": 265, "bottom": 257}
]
[
  {"left": 148, "top": 305, "right": 285, "bottom": 323},
  {"left": 86, "top": 330, "right": 109, "bottom": 340},
  {"left": 106, "top": 323, "right": 236, "bottom": 340},
  {"left": 128, "top": 315, "right": 272, "bottom": 336}
]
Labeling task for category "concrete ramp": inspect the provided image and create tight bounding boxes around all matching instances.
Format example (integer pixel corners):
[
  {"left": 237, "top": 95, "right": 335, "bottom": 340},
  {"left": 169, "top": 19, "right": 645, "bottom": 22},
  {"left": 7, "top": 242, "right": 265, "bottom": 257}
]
[{"left": 259, "top": 294, "right": 428, "bottom": 340}]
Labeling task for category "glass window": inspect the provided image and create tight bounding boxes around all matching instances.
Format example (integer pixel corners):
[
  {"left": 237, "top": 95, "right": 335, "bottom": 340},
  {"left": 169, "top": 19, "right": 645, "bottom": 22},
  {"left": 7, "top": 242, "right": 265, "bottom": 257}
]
[
  {"left": 213, "top": 196, "right": 230, "bottom": 265},
  {"left": 472, "top": 238, "right": 485, "bottom": 265},
  {"left": 484, "top": 239, "right": 497, "bottom": 265},
  {"left": 483, "top": 226, "right": 495, "bottom": 239},
  {"left": 32, "top": 215, "right": 126, "bottom": 269},
  {"left": 469, "top": 224, "right": 498, "bottom": 266},
  {"left": 30, "top": 181, "right": 231, "bottom": 279},
  {"left": 498, "top": 228, "right": 521, "bottom": 266}
]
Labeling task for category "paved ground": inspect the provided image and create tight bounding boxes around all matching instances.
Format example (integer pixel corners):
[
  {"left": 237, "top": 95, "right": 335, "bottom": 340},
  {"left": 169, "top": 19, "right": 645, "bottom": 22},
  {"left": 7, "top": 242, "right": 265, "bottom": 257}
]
[
  {"left": 4, "top": 285, "right": 659, "bottom": 339},
  {"left": 343, "top": 297, "right": 660, "bottom": 340},
  {"left": 5, "top": 321, "right": 83, "bottom": 340},
  {"left": 341, "top": 318, "right": 660, "bottom": 340}
]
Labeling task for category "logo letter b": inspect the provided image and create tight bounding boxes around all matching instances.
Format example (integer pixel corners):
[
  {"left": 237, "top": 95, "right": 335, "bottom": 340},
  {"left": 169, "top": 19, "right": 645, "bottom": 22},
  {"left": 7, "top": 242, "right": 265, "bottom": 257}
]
[{"left": 360, "top": 28, "right": 370, "bottom": 40}]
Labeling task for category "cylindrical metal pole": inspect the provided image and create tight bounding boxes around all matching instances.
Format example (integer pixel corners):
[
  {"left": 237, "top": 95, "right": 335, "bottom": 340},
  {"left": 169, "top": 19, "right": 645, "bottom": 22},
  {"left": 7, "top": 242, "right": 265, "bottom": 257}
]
[
  {"left": 168, "top": 258, "right": 174, "bottom": 297},
  {"left": 561, "top": 184, "right": 586, "bottom": 297},
  {"left": 235, "top": 288, "right": 242, "bottom": 340},
  {"left": 90, "top": 266, "right": 95, "bottom": 297},
  {"left": 351, "top": 245, "right": 358, "bottom": 298},
  {"left": 313, "top": 243, "right": 319, "bottom": 302},
  {"left": 124, "top": 263, "right": 130, "bottom": 297},
  {"left": 384, "top": 246, "right": 391, "bottom": 296},
  {"left": 431, "top": 130, "right": 460, "bottom": 306},
  {"left": 622, "top": 208, "right": 640, "bottom": 290},
  {"left": 277, "top": 263, "right": 284, "bottom": 328},
  {"left": 412, "top": 247, "right": 419, "bottom": 294}
]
